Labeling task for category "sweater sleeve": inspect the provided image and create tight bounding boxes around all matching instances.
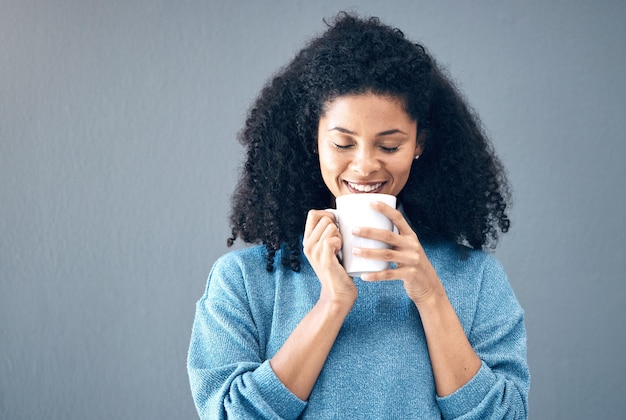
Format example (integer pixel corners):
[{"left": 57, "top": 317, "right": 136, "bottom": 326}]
[
  {"left": 187, "top": 254, "right": 307, "bottom": 419},
  {"left": 436, "top": 256, "right": 530, "bottom": 419}
]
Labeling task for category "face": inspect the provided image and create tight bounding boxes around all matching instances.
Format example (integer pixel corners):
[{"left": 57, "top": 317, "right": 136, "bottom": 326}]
[{"left": 317, "top": 93, "right": 422, "bottom": 199}]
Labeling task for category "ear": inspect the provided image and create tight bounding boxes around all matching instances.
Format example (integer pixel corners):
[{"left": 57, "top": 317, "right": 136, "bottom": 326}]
[{"left": 415, "top": 131, "right": 426, "bottom": 157}]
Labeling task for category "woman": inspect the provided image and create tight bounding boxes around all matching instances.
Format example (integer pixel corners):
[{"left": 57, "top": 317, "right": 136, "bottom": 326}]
[{"left": 188, "top": 13, "right": 529, "bottom": 419}]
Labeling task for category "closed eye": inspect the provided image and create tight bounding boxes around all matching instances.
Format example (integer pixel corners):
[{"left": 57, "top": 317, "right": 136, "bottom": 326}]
[
  {"left": 333, "top": 142, "right": 354, "bottom": 150},
  {"left": 380, "top": 146, "right": 399, "bottom": 153}
]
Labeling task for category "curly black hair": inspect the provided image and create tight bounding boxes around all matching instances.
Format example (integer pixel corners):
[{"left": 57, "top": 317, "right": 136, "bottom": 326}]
[{"left": 227, "top": 12, "right": 511, "bottom": 272}]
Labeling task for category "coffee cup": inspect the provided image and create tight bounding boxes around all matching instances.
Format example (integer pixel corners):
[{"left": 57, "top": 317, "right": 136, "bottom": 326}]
[{"left": 327, "top": 193, "right": 396, "bottom": 278}]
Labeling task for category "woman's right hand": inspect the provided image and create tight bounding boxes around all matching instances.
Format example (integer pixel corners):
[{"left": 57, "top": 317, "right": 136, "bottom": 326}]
[
  {"left": 302, "top": 209, "right": 357, "bottom": 307},
  {"left": 268, "top": 209, "right": 356, "bottom": 400}
]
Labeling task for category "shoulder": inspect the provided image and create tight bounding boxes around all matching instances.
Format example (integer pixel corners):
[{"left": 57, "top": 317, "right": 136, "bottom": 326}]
[
  {"left": 423, "top": 240, "right": 503, "bottom": 279},
  {"left": 203, "top": 245, "right": 271, "bottom": 297},
  {"left": 203, "top": 245, "right": 317, "bottom": 325},
  {"left": 207, "top": 245, "right": 313, "bottom": 294},
  {"left": 212, "top": 245, "right": 269, "bottom": 274},
  {"left": 212, "top": 244, "right": 310, "bottom": 277},
  {"left": 424, "top": 241, "right": 523, "bottom": 333},
  {"left": 424, "top": 240, "right": 514, "bottom": 305}
]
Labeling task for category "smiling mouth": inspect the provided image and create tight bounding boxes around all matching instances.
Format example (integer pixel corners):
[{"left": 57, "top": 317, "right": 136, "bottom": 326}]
[{"left": 345, "top": 181, "right": 385, "bottom": 193}]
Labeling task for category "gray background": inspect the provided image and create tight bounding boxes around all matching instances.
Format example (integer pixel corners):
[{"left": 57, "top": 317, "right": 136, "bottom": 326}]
[{"left": 2, "top": 0, "right": 625, "bottom": 419}]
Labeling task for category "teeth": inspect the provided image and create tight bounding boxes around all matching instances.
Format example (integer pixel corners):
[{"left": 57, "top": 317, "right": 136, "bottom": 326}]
[{"left": 348, "top": 182, "right": 383, "bottom": 192}]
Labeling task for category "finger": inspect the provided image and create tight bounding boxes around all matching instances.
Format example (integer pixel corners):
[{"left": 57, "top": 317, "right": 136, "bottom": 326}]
[
  {"left": 304, "top": 210, "right": 336, "bottom": 242},
  {"left": 305, "top": 214, "right": 342, "bottom": 256},
  {"left": 352, "top": 226, "right": 398, "bottom": 246},
  {"left": 370, "top": 201, "right": 416, "bottom": 237},
  {"left": 353, "top": 244, "right": 399, "bottom": 262},
  {"left": 353, "top": 239, "right": 421, "bottom": 268},
  {"left": 360, "top": 267, "right": 400, "bottom": 282},
  {"left": 304, "top": 209, "right": 324, "bottom": 236},
  {"left": 321, "top": 223, "right": 342, "bottom": 256}
]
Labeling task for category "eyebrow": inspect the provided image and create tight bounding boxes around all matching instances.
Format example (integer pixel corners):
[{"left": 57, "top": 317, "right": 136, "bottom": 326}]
[{"left": 328, "top": 126, "right": 408, "bottom": 137}]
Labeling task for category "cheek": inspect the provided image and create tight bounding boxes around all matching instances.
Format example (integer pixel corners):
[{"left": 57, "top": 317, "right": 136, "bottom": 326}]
[
  {"left": 319, "top": 150, "right": 343, "bottom": 174},
  {"left": 318, "top": 152, "right": 335, "bottom": 182},
  {"left": 392, "top": 159, "right": 415, "bottom": 187}
]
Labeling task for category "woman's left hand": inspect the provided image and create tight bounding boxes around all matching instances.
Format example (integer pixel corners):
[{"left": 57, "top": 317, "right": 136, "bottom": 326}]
[{"left": 354, "top": 200, "right": 443, "bottom": 305}]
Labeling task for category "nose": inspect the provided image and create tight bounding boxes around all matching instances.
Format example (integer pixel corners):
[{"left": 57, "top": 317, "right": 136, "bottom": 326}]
[{"left": 350, "top": 147, "right": 381, "bottom": 176}]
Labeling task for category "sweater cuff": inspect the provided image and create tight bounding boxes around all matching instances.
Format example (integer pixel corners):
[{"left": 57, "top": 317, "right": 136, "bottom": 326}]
[
  {"left": 255, "top": 360, "right": 307, "bottom": 418},
  {"left": 436, "top": 361, "right": 496, "bottom": 418}
]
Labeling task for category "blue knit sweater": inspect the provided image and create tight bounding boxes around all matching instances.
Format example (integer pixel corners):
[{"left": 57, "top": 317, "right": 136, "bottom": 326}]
[{"left": 188, "top": 241, "right": 529, "bottom": 419}]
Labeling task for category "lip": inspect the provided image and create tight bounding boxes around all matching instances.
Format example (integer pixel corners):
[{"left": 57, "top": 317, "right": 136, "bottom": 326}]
[{"left": 344, "top": 180, "right": 387, "bottom": 194}]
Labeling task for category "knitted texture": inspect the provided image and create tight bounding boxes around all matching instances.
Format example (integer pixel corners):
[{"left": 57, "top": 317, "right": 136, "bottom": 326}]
[{"left": 188, "top": 242, "right": 529, "bottom": 419}]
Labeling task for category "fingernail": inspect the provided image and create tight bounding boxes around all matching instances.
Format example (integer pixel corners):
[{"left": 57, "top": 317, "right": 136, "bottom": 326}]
[{"left": 352, "top": 247, "right": 361, "bottom": 255}]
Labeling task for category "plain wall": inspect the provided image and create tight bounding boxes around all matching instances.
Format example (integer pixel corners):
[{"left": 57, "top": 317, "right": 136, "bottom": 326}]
[{"left": 2, "top": 0, "right": 625, "bottom": 418}]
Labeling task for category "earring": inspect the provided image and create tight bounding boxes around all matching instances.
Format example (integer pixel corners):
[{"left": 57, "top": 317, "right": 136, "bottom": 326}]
[{"left": 414, "top": 155, "right": 420, "bottom": 160}]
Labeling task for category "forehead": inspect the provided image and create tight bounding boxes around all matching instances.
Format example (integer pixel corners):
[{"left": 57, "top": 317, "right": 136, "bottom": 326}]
[{"left": 320, "top": 93, "right": 415, "bottom": 129}]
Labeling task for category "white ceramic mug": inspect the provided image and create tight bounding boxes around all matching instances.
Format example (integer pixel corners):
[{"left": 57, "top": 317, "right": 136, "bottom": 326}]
[{"left": 328, "top": 193, "right": 397, "bottom": 278}]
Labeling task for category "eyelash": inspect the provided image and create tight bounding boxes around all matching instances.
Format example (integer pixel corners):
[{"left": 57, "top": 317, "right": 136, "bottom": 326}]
[{"left": 332, "top": 143, "right": 399, "bottom": 153}]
